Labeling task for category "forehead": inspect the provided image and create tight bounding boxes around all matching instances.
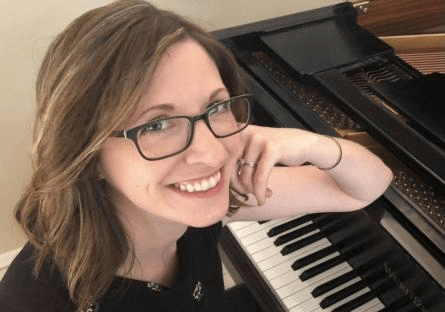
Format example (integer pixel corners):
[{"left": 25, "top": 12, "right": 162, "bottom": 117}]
[{"left": 130, "top": 39, "right": 227, "bottom": 123}]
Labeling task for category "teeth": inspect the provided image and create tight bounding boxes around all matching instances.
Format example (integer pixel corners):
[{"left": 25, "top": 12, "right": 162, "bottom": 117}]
[{"left": 175, "top": 170, "right": 221, "bottom": 193}]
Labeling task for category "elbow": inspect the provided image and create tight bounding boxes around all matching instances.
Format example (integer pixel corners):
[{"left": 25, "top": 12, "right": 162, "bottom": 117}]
[
  {"left": 382, "top": 164, "right": 394, "bottom": 191},
  {"left": 362, "top": 163, "right": 394, "bottom": 206}
]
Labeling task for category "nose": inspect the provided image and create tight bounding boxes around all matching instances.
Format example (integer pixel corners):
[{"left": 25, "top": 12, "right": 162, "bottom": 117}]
[{"left": 183, "top": 119, "right": 226, "bottom": 166}]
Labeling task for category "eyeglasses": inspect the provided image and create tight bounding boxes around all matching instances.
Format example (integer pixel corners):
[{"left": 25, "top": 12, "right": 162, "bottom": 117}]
[{"left": 112, "top": 94, "right": 252, "bottom": 160}]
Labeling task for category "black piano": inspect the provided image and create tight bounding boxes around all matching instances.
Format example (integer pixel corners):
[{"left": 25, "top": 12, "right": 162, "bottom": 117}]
[{"left": 215, "top": 2, "right": 445, "bottom": 311}]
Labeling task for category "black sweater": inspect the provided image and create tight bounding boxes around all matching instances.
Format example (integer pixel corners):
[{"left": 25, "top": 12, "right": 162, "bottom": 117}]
[{"left": 0, "top": 222, "right": 230, "bottom": 312}]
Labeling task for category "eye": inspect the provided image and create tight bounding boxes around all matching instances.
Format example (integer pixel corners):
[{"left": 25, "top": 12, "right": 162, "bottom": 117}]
[
  {"left": 139, "top": 119, "right": 172, "bottom": 135},
  {"left": 208, "top": 101, "right": 231, "bottom": 116}
]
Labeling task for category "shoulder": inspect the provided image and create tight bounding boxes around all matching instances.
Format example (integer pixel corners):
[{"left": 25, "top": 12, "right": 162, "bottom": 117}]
[{"left": 0, "top": 243, "right": 75, "bottom": 312}]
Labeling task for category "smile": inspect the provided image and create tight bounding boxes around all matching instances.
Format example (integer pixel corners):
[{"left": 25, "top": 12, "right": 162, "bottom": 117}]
[{"left": 173, "top": 170, "right": 222, "bottom": 193}]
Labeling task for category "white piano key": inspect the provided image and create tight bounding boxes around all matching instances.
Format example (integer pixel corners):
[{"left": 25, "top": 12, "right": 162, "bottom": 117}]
[
  {"left": 263, "top": 239, "right": 331, "bottom": 280},
  {"left": 246, "top": 236, "right": 276, "bottom": 254},
  {"left": 283, "top": 286, "right": 313, "bottom": 309},
  {"left": 252, "top": 245, "right": 280, "bottom": 263},
  {"left": 240, "top": 218, "right": 312, "bottom": 247},
  {"left": 270, "top": 255, "right": 349, "bottom": 290},
  {"left": 233, "top": 217, "right": 296, "bottom": 239},
  {"left": 228, "top": 220, "right": 254, "bottom": 231},
  {"left": 276, "top": 262, "right": 351, "bottom": 299},
  {"left": 259, "top": 249, "right": 300, "bottom": 271},
  {"left": 235, "top": 222, "right": 263, "bottom": 238},
  {"left": 270, "top": 251, "right": 339, "bottom": 289},
  {"left": 276, "top": 264, "right": 351, "bottom": 299},
  {"left": 246, "top": 225, "right": 323, "bottom": 256}
]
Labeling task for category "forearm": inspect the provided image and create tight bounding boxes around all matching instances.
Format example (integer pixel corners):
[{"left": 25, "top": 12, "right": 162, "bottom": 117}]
[{"left": 307, "top": 133, "right": 393, "bottom": 203}]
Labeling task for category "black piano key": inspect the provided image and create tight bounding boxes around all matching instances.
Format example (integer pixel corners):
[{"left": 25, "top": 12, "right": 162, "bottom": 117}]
[
  {"left": 332, "top": 290, "right": 376, "bottom": 312},
  {"left": 319, "top": 280, "right": 368, "bottom": 308},
  {"left": 267, "top": 214, "right": 314, "bottom": 237},
  {"left": 300, "top": 254, "right": 345, "bottom": 281},
  {"left": 387, "top": 297, "right": 418, "bottom": 312},
  {"left": 273, "top": 222, "right": 318, "bottom": 246},
  {"left": 311, "top": 270, "right": 357, "bottom": 297},
  {"left": 281, "top": 231, "right": 325, "bottom": 256},
  {"left": 291, "top": 245, "right": 337, "bottom": 270}
]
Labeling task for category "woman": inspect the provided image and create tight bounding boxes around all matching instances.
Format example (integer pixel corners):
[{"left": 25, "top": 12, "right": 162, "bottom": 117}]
[{"left": 0, "top": 1, "right": 393, "bottom": 311}]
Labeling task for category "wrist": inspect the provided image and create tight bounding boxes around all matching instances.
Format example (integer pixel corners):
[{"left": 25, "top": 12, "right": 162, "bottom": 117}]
[
  {"left": 317, "top": 136, "right": 342, "bottom": 170},
  {"left": 308, "top": 134, "right": 342, "bottom": 170}
]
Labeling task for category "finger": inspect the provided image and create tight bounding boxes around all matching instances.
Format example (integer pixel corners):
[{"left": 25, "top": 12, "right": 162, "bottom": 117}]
[
  {"left": 238, "top": 139, "right": 262, "bottom": 194},
  {"left": 252, "top": 147, "right": 276, "bottom": 206},
  {"left": 230, "top": 164, "right": 248, "bottom": 195}
]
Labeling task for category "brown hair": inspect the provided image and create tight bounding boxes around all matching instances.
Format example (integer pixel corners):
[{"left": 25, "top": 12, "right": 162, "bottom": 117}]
[{"left": 15, "top": 1, "right": 245, "bottom": 310}]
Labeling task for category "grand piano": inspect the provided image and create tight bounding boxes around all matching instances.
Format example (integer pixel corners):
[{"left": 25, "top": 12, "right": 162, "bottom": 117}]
[{"left": 215, "top": 1, "right": 445, "bottom": 311}]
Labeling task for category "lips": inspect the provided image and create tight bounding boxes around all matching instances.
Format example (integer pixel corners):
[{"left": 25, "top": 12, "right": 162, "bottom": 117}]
[{"left": 173, "top": 170, "right": 222, "bottom": 193}]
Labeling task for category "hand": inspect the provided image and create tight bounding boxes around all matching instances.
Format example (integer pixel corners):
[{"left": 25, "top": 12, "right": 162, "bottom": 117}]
[{"left": 230, "top": 125, "right": 317, "bottom": 206}]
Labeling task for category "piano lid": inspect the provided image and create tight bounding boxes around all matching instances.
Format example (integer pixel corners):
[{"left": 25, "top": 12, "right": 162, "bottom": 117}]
[
  {"left": 261, "top": 9, "right": 392, "bottom": 74},
  {"left": 371, "top": 73, "right": 445, "bottom": 148}
]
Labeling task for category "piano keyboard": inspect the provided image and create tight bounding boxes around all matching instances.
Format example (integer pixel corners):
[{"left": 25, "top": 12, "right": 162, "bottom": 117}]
[
  {"left": 228, "top": 215, "right": 384, "bottom": 312},
  {"left": 227, "top": 215, "right": 386, "bottom": 312}
]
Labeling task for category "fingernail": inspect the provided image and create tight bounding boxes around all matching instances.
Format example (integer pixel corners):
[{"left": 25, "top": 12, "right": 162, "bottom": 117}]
[{"left": 266, "top": 188, "right": 273, "bottom": 197}]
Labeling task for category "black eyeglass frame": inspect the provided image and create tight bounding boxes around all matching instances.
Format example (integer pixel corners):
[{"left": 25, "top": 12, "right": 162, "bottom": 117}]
[{"left": 111, "top": 94, "right": 252, "bottom": 161}]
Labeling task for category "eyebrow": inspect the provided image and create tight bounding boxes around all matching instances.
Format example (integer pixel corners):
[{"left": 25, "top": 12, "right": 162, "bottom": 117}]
[{"left": 134, "top": 87, "right": 229, "bottom": 123}]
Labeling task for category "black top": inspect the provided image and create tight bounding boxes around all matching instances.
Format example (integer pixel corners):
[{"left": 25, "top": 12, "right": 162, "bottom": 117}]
[{"left": 0, "top": 222, "right": 228, "bottom": 312}]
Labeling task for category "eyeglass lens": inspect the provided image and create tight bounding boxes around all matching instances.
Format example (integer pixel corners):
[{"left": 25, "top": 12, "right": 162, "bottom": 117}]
[{"left": 136, "top": 96, "right": 250, "bottom": 159}]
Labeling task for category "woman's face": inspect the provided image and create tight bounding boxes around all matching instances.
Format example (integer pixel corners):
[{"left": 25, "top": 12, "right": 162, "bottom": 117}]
[{"left": 100, "top": 39, "right": 241, "bottom": 228}]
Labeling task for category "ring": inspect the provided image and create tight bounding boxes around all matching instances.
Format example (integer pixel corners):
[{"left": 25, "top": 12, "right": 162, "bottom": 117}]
[{"left": 238, "top": 158, "right": 257, "bottom": 167}]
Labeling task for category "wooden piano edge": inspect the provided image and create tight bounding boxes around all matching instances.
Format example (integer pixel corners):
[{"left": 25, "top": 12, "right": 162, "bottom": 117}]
[
  {"left": 219, "top": 226, "right": 288, "bottom": 312},
  {"left": 380, "top": 33, "right": 445, "bottom": 74}
]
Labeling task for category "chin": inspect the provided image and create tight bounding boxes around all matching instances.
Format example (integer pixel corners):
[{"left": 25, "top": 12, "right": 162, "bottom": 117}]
[{"left": 183, "top": 202, "right": 229, "bottom": 228}]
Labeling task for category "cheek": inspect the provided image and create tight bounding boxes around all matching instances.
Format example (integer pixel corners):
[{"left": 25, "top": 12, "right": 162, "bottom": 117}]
[
  {"left": 100, "top": 139, "right": 176, "bottom": 198},
  {"left": 224, "top": 134, "right": 242, "bottom": 158},
  {"left": 100, "top": 140, "right": 150, "bottom": 195}
]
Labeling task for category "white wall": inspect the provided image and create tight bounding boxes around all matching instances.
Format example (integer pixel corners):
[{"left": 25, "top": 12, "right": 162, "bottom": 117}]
[{"left": 0, "top": 0, "right": 341, "bottom": 255}]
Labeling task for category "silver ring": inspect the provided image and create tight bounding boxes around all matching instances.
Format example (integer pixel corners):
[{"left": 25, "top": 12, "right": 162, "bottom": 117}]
[{"left": 238, "top": 158, "right": 257, "bottom": 167}]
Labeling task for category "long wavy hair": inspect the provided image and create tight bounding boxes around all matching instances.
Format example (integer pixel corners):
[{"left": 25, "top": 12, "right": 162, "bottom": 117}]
[{"left": 14, "top": 1, "right": 246, "bottom": 310}]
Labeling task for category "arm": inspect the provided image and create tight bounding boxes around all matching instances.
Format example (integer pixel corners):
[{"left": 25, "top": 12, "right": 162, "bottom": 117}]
[{"left": 225, "top": 125, "right": 393, "bottom": 222}]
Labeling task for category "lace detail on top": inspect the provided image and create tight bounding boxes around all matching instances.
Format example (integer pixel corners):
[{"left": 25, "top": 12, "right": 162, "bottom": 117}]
[{"left": 146, "top": 281, "right": 166, "bottom": 292}]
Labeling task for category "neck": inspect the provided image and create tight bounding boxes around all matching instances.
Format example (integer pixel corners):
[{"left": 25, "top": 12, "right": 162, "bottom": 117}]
[{"left": 117, "top": 206, "right": 188, "bottom": 287}]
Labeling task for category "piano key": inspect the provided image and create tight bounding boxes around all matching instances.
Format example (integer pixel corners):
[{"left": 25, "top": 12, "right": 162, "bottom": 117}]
[
  {"left": 236, "top": 218, "right": 291, "bottom": 236},
  {"left": 300, "top": 254, "right": 346, "bottom": 281},
  {"left": 311, "top": 270, "right": 358, "bottom": 297},
  {"left": 246, "top": 222, "right": 324, "bottom": 260},
  {"left": 269, "top": 253, "right": 346, "bottom": 290},
  {"left": 274, "top": 223, "right": 319, "bottom": 246},
  {"left": 291, "top": 245, "right": 338, "bottom": 270},
  {"left": 241, "top": 221, "right": 299, "bottom": 255},
  {"left": 283, "top": 285, "right": 321, "bottom": 311},
  {"left": 285, "top": 266, "right": 358, "bottom": 312},
  {"left": 262, "top": 240, "right": 331, "bottom": 281},
  {"left": 319, "top": 280, "right": 368, "bottom": 308},
  {"left": 276, "top": 264, "right": 351, "bottom": 299},
  {"left": 263, "top": 241, "right": 334, "bottom": 280},
  {"left": 282, "top": 231, "right": 328, "bottom": 255},
  {"left": 328, "top": 287, "right": 374, "bottom": 311},
  {"left": 332, "top": 290, "right": 378, "bottom": 312},
  {"left": 267, "top": 214, "right": 315, "bottom": 237},
  {"left": 387, "top": 297, "right": 417, "bottom": 312},
  {"left": 354, "top": 298, "right": 385, "bottom": 312}
]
